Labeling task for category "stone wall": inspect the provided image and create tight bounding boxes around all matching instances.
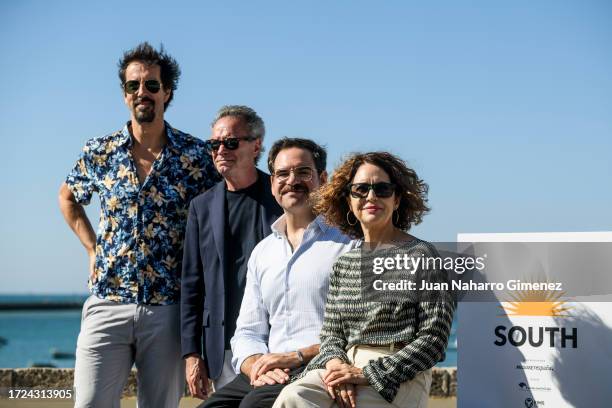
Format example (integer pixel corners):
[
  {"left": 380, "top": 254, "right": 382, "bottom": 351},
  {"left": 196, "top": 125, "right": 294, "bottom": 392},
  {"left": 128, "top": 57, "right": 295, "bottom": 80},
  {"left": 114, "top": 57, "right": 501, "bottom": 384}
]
[
  {"left": 0, "top": 367, "right": 457, "bottom": 398},
  {"left": 0, "top": 369, "right": 138, "bottom": 397}
]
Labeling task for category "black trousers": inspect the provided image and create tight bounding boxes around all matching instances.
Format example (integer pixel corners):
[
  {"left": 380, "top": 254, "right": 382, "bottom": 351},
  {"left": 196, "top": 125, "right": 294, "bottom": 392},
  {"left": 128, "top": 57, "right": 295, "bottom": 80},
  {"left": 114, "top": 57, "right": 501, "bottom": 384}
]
[{"left": 201, "top": 368, "right": 304, "bottom": 408}]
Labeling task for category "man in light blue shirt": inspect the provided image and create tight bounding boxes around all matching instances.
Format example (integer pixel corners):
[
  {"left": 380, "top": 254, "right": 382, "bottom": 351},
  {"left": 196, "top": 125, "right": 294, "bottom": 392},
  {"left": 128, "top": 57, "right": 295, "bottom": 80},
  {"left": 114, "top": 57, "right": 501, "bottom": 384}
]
[{"left": 202, "top": 138, "right": 353, "bottom": 408}]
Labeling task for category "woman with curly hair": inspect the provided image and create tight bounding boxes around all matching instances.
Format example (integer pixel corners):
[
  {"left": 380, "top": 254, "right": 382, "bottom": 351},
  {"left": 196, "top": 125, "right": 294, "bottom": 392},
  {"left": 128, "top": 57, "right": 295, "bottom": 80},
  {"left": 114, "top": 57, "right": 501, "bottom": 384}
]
[{"left": 272, "top": 152, "right": 455, "bottom": 408}]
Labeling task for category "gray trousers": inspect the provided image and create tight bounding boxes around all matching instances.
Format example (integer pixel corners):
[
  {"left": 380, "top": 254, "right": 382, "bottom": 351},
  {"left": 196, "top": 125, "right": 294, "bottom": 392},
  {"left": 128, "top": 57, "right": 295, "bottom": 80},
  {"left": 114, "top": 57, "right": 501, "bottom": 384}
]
[
  {"left": 212, "top": 349, "right": 238, "bottom": 391},
  {"left": 74, "top": 295, "right": 185, "bottom": 408}
]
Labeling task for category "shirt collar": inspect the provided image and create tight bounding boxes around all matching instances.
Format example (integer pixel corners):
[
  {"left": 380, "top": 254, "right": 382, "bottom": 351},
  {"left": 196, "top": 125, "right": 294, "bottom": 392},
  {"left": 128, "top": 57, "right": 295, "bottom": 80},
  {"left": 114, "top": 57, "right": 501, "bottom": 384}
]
[
  {"left": 312, "top": 215, "right": 329, "bottom": 233},
  {"left": 271, "top": 215, "right": 287, "bottom": 238},
  {"left": 271, "top": 214, "right": 328, "bottom": 239},
  {"left": 118, "top": 121, "right": 183, "bottom": 153}
]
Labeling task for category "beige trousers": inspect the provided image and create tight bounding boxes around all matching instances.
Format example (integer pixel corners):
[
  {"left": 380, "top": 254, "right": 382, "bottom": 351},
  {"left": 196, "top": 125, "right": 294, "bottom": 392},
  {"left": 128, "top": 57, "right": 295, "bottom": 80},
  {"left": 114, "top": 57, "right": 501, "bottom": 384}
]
[{"left": 272, "top": 345, "right": 431, "bottom": 408}]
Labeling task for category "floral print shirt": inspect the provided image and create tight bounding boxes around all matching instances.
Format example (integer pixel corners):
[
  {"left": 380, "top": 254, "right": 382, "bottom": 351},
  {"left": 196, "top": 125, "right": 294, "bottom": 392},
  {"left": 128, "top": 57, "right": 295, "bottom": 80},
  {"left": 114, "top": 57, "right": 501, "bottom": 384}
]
[{"left": 65, "top": 121, "right": 219, "bottom": 305}]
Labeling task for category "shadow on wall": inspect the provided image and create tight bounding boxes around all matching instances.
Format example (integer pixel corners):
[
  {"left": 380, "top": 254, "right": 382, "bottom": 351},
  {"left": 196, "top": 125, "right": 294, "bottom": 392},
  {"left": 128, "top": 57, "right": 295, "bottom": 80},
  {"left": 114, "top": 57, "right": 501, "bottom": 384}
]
[{"left": 552, "top": 303, "right": 612, "bottom": 406}]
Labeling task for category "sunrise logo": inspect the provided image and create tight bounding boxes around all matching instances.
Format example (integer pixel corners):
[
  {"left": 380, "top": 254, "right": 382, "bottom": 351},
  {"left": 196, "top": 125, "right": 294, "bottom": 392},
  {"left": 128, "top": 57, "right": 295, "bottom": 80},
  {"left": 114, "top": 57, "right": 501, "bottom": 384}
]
[
  {"left": 493, "top": 279, "right": 578, "bottom": 348},
  {"left": 499, "top": 279, "right": 571, "bottom": 317}
]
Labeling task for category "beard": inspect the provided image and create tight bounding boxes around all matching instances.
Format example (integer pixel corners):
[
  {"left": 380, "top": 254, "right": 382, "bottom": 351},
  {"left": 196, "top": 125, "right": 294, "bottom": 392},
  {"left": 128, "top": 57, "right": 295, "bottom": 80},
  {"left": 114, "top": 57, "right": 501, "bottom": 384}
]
[{"left": 133, "top": 97, "right": 156, "bottom": 123}]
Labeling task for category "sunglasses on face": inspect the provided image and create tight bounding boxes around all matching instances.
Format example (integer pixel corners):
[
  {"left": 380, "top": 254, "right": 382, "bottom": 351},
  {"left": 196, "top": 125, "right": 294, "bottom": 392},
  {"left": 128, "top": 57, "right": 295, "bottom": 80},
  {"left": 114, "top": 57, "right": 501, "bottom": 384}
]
[
  {"left": 123, "top": 80, "right": 162, "bottom": 94},
  {"left": 273, "top": 166, "right": 315, "bottom": 182},
  {"left": 204, "top": 136, "right": 258, "bottom": 152},
  {"left": 347, "top": 182, "right": 396, "bottom": 199}
]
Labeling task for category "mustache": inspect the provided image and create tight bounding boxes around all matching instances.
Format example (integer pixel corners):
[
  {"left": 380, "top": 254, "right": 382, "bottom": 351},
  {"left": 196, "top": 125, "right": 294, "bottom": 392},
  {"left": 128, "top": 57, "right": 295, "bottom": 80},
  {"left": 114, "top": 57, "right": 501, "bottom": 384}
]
[
  {"left": 281, "top": 184, "right": 309, "bottom": 194},
  {"left": 134, "top": 96, "right": 155, "bottom": 106}
]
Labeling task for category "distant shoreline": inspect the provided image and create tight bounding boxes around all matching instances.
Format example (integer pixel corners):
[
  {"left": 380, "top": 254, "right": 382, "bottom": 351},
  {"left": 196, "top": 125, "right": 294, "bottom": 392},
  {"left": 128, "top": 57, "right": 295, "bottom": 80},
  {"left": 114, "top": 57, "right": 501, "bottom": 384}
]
[
  {"left": 0, "top": 295, "right": 87, "bottom": 311},
  {"left": 0, "top": 302, "right": 84, "bottom": 311}
]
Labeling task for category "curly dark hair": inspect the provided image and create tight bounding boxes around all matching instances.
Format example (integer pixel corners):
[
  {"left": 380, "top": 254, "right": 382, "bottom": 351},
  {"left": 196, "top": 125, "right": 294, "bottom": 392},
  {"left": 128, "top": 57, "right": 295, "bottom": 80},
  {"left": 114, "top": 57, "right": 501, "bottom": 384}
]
[
  {"left": 313, "top": 151, "right": 429, "bottom": 238},
  {"left": 117, "top": 42, "right": 181, "bottom": 111}
]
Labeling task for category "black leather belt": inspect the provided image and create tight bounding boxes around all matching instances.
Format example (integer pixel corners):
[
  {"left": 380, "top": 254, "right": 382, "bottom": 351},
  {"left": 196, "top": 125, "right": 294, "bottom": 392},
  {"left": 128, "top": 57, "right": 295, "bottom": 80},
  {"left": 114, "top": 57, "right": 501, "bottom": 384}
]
[{"left": 364, "top": 342, "right": 407, "bottom": 351}]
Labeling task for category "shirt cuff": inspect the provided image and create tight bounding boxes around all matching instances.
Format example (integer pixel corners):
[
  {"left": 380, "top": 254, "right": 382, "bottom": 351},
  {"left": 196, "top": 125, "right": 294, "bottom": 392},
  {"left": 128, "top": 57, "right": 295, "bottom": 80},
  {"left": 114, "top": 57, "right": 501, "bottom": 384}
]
[
  {"left": 65, "top": 178, "right": 92, "bottom": 205},
  {"left": 231, "top": 338, "right": 269, "bottom": 374}
]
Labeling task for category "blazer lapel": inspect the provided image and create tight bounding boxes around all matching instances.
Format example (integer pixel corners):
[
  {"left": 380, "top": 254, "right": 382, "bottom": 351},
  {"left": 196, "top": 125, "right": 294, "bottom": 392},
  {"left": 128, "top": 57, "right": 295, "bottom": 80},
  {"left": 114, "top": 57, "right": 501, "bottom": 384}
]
[
  {"left": 210, "top": 182, "right": 226, "bottom": 266},
  {"left": 259, "top": 170, "right": 279, "bottom": 236},
  {"left": 261, "top": 204, "right": 272, "bottom": 236}
]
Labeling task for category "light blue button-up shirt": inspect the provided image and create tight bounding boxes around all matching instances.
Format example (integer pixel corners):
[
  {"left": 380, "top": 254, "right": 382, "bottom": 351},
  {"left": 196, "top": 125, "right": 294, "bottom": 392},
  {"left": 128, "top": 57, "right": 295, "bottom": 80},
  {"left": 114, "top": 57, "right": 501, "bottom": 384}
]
[{"left": 230, "top": 214, "right": 354, "bottom": 373}]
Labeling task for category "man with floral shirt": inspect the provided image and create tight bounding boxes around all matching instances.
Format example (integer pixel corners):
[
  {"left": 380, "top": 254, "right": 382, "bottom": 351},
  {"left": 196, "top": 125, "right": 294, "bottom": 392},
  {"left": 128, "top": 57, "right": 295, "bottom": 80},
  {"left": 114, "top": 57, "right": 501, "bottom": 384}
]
[{"left": 58, "top": 42, "right": 219, "bottom": 408}]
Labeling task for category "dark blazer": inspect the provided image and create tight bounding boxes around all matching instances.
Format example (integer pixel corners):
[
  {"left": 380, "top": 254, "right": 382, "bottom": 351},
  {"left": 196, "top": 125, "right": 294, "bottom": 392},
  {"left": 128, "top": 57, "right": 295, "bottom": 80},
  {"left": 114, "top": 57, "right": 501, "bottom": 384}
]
[{"left": 180, "top": 169, "right": 282, "bottom": 380}]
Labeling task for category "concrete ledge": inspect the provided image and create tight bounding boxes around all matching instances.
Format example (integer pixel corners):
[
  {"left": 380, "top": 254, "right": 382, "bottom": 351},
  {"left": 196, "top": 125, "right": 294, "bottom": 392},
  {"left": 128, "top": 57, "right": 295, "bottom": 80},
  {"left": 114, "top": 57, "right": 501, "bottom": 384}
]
[
  {"left": 0, "top": 367, "right": 457, "bottom": 398},
  {"left": 0, "top": 369, "right": 137, "bottom": 397}
]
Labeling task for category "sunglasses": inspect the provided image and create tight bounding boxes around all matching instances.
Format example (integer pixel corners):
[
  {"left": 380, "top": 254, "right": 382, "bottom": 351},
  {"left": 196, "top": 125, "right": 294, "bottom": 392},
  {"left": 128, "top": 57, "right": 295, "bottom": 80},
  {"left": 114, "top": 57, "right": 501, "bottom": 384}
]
[
  {"left": 347, "top": 182, "right": 396, "bottom": 199},
  {"left": 123, "top": 80, "right": 162, "bottom": 94},
  {"left": 204, "top": 136, "right": 258, "bottom": 152}
]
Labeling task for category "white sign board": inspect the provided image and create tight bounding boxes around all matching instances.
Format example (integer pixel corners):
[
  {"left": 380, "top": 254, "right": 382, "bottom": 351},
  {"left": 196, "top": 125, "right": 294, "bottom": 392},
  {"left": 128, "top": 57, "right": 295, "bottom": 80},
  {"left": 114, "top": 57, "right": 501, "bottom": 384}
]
[{"left": 456, "top": 232, "right": 612, "bottom": 408}]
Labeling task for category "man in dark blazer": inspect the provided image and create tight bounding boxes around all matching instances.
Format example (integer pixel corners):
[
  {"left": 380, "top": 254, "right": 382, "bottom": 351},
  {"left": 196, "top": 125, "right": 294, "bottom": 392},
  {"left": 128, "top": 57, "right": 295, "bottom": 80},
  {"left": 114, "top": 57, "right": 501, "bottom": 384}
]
[{"left": 181, "top": 106, "right": 282, "bottom": 400}]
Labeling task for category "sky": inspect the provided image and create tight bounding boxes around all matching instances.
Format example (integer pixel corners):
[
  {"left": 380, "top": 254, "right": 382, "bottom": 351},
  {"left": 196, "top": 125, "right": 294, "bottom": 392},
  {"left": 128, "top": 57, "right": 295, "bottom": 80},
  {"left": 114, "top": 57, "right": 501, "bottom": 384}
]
[{"left": 1, "top": 0, "right": 610, "bottom": 293}]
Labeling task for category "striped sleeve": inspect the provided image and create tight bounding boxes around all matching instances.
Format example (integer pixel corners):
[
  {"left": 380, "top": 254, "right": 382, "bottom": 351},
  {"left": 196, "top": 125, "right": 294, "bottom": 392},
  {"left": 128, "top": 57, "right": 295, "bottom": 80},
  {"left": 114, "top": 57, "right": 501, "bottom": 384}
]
[{"left": 314, "top": 261, "right": 351, "bottom": 366}]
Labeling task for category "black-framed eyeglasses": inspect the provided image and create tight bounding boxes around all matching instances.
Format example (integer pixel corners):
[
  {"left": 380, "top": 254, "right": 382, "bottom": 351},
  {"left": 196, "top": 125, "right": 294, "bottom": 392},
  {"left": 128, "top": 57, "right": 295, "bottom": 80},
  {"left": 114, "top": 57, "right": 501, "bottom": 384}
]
[
  {"left": 123, "top": 80, "right": 162, "bottom": 94},
  {"left": 347, "top": 182, "right": 396, "bottom": 199},
  {"left": 204, "top": 136, "right": 258, "bottom": 152},
  {"left": 273, "top": 166, "right": 315, "bottom": 182}
]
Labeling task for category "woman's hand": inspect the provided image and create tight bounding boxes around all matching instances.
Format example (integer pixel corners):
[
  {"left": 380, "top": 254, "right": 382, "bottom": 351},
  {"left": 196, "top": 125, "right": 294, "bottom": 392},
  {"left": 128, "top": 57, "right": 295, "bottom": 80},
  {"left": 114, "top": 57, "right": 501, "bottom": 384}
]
[
  {"left": 329, "top": 382, "right": 356, "bottom": 408},
  {"left": 322, "top": 359, "right": 368, "bottom": 407},
  {"left": 323, "top": 360, "right": 368, "bottom": 387}
]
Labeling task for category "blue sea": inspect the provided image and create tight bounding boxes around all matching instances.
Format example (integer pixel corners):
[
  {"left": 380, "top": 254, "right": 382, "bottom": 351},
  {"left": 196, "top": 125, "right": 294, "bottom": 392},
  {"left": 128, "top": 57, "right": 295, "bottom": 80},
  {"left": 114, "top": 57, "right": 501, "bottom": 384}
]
[
  {"left": 0, "top": 295, "right": 457, "bottom": 368},
  {"left": 0, "top": 295, "right": 87, "bottom": 368}
]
